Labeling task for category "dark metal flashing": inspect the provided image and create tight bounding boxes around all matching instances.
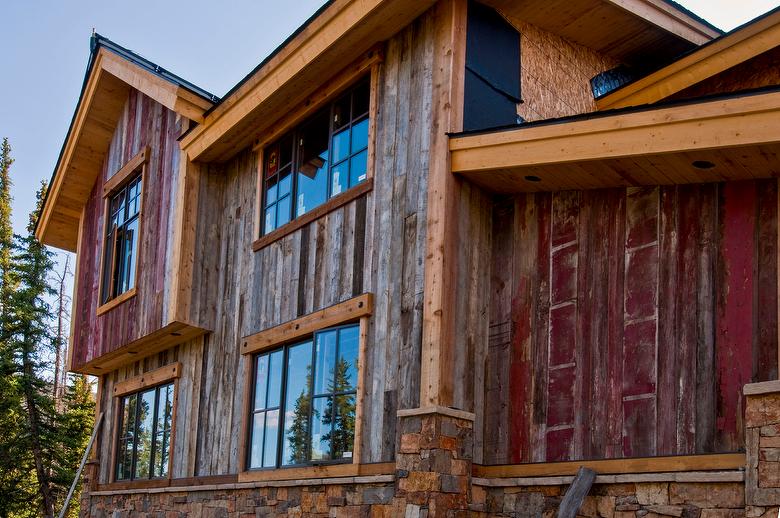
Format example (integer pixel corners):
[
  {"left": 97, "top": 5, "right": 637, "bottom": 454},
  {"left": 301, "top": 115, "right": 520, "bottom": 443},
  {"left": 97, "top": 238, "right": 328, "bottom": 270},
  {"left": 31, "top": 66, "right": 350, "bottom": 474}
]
[
  {"left": 449, "top": 83, "right": 780, "bottom": 139},
  {"left": 594, "top": 5, "right": 780, "bottom": 101},
  {"left": 91, "top": 33, "right": 219, "bottom": 103}
]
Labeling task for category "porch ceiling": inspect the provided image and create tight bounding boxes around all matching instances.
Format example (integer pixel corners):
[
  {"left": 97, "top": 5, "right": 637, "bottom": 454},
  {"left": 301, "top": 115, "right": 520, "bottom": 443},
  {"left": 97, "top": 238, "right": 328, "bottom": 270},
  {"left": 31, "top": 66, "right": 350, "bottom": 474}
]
[{"left": 449, "top": 89, "right": 780, "bottom": 194}]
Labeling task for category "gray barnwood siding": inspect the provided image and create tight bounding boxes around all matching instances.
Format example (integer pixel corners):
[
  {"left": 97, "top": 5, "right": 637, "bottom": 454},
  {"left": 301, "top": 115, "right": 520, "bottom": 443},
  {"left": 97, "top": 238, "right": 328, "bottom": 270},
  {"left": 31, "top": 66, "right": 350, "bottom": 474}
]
[{"left": 161, "top": 12, "right": 439, "bottom": 477}]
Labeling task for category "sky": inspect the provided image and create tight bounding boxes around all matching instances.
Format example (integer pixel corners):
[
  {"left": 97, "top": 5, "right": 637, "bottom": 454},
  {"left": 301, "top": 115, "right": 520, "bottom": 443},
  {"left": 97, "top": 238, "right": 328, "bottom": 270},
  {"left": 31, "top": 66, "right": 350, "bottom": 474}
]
[{"left": 0, "top": 0, "right": 778, "bottom": 259}]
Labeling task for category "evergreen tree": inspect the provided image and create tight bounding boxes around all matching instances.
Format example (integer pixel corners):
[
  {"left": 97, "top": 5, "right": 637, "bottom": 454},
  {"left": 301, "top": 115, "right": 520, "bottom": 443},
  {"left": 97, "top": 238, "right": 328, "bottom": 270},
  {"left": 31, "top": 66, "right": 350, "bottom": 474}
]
[
  {"left": 322, "top": 359, "right": 356, "bottom": 458},
  {"left": 287, "top": 388, "right": 312, "bottom": 464}
]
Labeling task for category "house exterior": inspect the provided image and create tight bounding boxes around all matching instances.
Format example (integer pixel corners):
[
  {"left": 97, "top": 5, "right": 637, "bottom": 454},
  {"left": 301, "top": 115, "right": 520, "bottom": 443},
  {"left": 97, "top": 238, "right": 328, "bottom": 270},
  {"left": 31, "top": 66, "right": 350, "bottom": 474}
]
[{"left": 36, "top": 0, "right": 780, "bottom": 516}]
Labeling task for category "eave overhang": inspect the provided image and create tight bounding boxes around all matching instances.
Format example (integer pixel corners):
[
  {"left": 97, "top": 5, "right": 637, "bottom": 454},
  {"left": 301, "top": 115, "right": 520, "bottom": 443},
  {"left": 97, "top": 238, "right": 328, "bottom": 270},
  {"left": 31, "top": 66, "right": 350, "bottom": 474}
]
[
  {"left": 36, "top": 42, "right": 216, "bottom": 252},
  {"left": 450, "top": 88, "right": 780, "bottom": 194},
  {"left": 180, "top": 0, "right": 437, "bottom": 163},
  {"left": 597, "top": 7, "right": 780, "bottom": 110}
]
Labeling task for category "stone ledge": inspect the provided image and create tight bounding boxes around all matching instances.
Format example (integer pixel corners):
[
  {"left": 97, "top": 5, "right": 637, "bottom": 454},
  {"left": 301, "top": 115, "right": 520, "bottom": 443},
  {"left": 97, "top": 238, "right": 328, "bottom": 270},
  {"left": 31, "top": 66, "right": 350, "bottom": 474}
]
[
  {"left": 88, "top": 474, "right": 396, "bottom": 496},
  {"left": 396, "top": 405, "right": 476, "bottom": 422},
  {"left": 473, "top": 470, "right": 745, "bottom": 487},
  {"left": 745, "top": 381, "right": 780, "bottom": 396}
]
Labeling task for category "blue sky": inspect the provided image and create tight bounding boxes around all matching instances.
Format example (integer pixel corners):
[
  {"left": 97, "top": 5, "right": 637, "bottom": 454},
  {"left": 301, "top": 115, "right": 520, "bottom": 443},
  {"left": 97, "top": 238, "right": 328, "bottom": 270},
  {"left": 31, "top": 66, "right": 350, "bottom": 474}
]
[{"left": 0, "top": 0, "right": 777, "bottom": 248}]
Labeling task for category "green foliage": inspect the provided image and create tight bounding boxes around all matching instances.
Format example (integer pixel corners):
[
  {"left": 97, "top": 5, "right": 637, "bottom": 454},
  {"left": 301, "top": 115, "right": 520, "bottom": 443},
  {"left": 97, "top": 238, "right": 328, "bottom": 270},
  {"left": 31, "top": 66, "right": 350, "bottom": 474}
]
[
  {"left": 322, "top": 359, "right": 356, "bottom": 459},
  {"left": 0, "top": 141, "right": 95, "bottom": 518}
]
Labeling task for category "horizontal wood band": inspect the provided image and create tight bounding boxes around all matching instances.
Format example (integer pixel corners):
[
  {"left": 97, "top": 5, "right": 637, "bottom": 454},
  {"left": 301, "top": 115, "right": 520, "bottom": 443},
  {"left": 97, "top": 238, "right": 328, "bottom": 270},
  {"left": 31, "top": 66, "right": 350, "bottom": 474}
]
[
  {"left": 237, "top": 461, "right": 395, "bottom": 483},
  {"left": 252, "top": 179, "right": 373, "bottom": 252},
  {"left": 113, "top": 362, "right": 181, "bottom": 397},
  {"left": 242, "top": 293, "right": 373, "bottom": 355},
  {"left": 96, "top": 474, "right": 237, "bottom": 492},
  {"left": 744, "top": 380, "right": 780, "bottom": 395},
  {"left": 472, "top": 453, "right": 746, "bottom": 479},
  {"left": 103, "top": 146, "right": 149, "bottom": 197},
  {"left": 95, "top": 288, "right": 137, "bottom": 317},
  {"left": 473, "top": 470, "right": 745, "bottom": 487}
]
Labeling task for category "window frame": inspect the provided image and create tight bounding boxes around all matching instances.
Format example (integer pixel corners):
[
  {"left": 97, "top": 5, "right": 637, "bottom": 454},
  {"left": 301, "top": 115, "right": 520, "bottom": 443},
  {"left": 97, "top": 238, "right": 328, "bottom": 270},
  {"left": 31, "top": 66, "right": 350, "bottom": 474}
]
[
  {"left": 110, "top": 362, "right": 180, "bottom": 484},
  {"left": 97, "top": 146, "right": 149, "bottom": 316},
  {"left": 239, "top": 294, "right": 373, "bottom": 480},
  {"left": 247, "top": 323, "right": 360, "bottom": 471},
  {"left": 251, "top": 55, "right": 380, "bottom": 252}
]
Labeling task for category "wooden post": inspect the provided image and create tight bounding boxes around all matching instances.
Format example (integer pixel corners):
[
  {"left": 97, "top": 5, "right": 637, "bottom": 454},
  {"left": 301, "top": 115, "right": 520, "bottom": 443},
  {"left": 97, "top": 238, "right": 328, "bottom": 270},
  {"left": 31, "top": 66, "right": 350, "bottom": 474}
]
[
  {"left": 557, "top": 467, "right": 597, "bottom": 518},
  {"left": 420, "top": 0, "right": 468, "bottom": 408}
]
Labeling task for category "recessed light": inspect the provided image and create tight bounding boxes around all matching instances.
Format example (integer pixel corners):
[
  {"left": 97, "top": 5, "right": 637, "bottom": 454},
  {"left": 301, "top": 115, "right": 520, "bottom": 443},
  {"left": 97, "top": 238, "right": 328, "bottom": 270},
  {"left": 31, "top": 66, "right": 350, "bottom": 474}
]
[
  {"left": 524, "top": 175, "right": 542, "bottom": 182},
  {"left": 692, "top": 160, "right": 715, "bottom": 170}
]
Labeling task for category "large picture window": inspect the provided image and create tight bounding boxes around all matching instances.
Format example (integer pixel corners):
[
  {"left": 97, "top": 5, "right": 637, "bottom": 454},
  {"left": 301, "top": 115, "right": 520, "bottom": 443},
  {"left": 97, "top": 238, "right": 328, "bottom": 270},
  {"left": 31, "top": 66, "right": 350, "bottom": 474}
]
[
  {"left": 101, "top": 174, "right": 142, "bottom": 305},
  {"left": 262, "top": 79, "right": 370, "bottom": 235},
  {"left": 115, "top": 382, "right": 174, "bottom": 481},
  {"left": 248, "top": 324, "right": 359, "bottom": 469}
]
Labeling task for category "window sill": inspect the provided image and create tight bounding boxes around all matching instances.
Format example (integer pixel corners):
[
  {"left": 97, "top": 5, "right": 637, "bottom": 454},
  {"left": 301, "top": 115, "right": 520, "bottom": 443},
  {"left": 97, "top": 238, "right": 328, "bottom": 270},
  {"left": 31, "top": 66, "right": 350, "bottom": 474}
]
[
  {"left": 98, "top": 474, "right": 237, "bottom": 492},
  {"left": 253, "top": 179, "right": 373, "bottom": 252},
  {"left": 237, "top": 461, "right": 394, "bottom": 484},
  {"left": 96, "top": 288, "right": 137, "bottom": 316}
]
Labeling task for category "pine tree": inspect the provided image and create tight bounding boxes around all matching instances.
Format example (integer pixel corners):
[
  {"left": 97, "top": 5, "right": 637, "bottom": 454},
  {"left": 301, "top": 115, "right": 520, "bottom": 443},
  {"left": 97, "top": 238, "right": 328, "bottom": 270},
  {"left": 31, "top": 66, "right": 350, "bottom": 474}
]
[
  {"left": 322, "top": 359, "right": 356, "bottom": 458},
  {"left": 8, "top": 182, "right": 58, "bottom": 517}
]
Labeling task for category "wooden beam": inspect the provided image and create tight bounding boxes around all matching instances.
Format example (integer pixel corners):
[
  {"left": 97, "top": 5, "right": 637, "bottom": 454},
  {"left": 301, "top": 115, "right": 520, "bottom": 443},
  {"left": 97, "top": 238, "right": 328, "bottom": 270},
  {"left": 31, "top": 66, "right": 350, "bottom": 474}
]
[
  {"left": 237, "top": 462, "right": 395, "bottom": 484},
  {"left": 597, "top": 9, "right": 780, "bottom": 110},
  {"left": 179, "top": 0, "right": 437, "bottom": 162},
  {"left": 112, "top": 362, "right": 182, "bottom": 397},
  {"left": 420, "top": 0, "right": 468, "bottom": 408},
  {"left": 241, "top": 293, "right": 373, "bottom": 355},
  {"left": 451, "top": 89, "right": 780, "bottom": 175},
  {"left": 102, "top": 146, "right": 149, "bottom": 197},
  {"left": 557, "top": 468, "right": 597, "bottom": 518},
  {"left": 472, "top": 453, "right": 746, "bottom": 478},
  {"left": 606, "top": 0, "right": 719, "bottom": 45}
]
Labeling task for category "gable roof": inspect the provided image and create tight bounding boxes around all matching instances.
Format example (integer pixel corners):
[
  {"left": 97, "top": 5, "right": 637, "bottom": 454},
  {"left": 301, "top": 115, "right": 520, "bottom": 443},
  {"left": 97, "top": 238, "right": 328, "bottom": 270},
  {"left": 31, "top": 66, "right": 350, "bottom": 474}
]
[
  {"left": 596, "top": 6, "right": 780, "bottom": 109},
  {"left": 36, "top": 34, "right": 217, "bottom": 251}
]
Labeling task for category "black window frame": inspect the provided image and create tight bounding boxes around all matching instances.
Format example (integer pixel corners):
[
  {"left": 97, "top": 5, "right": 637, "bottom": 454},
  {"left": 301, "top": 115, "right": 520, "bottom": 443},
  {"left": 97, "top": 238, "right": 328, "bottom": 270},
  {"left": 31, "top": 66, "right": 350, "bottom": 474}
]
[
  {"left": 247, "top": 323, "right": 360, "bottom": 470},
  {"left": 101, "top": 173, "right": 143, "bottom": 306},
  {"left": 260, "top": 77, "right": 371, "bottom": 237},
  {"left": 114, "top": 382, "right": 175, "bottom": 482}
]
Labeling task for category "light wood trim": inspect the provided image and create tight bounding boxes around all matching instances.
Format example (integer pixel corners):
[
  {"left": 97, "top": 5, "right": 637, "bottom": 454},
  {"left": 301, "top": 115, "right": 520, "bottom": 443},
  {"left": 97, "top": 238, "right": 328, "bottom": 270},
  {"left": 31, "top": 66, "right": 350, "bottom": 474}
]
[
  {"left": 238, "top": 353, "right": 254, "bottom": 474},
  {"left": 366, "top": 62, "right": 380, "bottom": 181},
  {"left": 103, "top": 146, "right": 150, "bottom": 197},
  {"left": 744, "top": 380, "right": 780, "bottom": 395},
  {"left": 252, "top": 179, "right": 373, "bottom": 252},
  {"left": 242, "top": 293, "right": 373, "bottom": 355},
  {"left": 251, "top": 47, "right": 383, "bottom": 152},
  {"left": 473, "top": 453, "right": 746, "bottom": 478},
  {"left": 420, "top": 0, "right": 468, "bottom": 407},
  {"left": 451, "top": 89, "right": 780, "bottom": 174},
  {"left": 95, "top": 287, "right": 137, "bottom": 316},
  {"left": 606, "top": 0, "right": 719, "bottom": 45},
  {"left": 97, "top": 474, "right": 238, "bottom": 492},
  {"left": 597, "top": 9, "right": 780, "bottom": 110},
  {"left": 113, "top": 363, "right": 182, "bottom": 397},
  {"left": 352, "top": 316, "right": 369, "bottom": 464},
  {"left": 238, "top": 462, "right": 395, "bottom": 484}
]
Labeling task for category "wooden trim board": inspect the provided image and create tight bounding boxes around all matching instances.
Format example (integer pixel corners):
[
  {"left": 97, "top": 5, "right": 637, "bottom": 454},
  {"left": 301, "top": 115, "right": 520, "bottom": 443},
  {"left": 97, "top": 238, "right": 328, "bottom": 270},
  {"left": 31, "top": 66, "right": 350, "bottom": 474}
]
[
  {"left": 113, "top": 362, "right": 182, "bottom": 397},
  {"left": 95, "top": 287, "right": 137, "bottom": 316},
  {"left": 238, "top": 462, "right": 395, "bottom": 484},
  {"left": 597, "top": 9, "right": 780, "bottom": 110},
  {"left": 103, "top": 146, "right": 149, "bottom": 196},
  {"left": 241, "top": 293, "right": 373, "bottom": 355},
  {"left": 473, "top": 453, "right": 746, "bottom": 478}
]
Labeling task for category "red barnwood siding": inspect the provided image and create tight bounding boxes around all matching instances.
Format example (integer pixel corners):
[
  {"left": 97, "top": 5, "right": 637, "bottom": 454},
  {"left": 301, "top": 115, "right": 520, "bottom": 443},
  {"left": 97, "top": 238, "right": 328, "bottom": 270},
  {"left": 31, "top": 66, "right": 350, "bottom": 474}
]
[
  {"left": 493, "top": 180, "right": 778, "bottom": 464},
  {"left": 71, "top": 90, "right": 180, "bottom": 370}
]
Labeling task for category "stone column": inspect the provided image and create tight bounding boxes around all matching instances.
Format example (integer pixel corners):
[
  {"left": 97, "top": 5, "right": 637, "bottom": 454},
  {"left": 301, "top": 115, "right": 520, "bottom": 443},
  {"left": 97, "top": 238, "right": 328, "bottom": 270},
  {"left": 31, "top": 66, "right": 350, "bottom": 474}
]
[
  {"left": 745, "top": 380, "right": 780, "bottom": 517},
  {"left": 394, "top": 406, "right": 475, "bottom": 518}
]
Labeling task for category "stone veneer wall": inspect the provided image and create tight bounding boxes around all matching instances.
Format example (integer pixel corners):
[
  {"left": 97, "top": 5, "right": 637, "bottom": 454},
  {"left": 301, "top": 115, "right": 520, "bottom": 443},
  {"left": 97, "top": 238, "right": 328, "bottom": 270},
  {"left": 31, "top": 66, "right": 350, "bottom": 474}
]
[{"left": 745, "top": 381, "right": 780, "bottom": 517}]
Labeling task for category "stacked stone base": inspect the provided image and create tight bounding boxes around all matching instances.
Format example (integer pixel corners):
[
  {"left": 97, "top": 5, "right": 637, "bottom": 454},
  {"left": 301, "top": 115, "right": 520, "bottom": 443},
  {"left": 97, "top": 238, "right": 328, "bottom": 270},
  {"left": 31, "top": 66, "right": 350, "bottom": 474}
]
[{"left": 471, "top": 481, "right": 751, "bottom": 518}]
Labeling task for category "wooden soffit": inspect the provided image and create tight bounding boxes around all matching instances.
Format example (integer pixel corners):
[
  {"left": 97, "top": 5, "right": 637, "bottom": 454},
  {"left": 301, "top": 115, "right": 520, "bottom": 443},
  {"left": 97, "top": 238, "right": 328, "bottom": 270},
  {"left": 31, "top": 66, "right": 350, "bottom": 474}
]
[
  {"left": 481, "top": 0, "right": 719, "bottom": 65},
  {"left": 180, "top": 0, "right": 437, "bottom": 163},
  {"left": 450, "top": 88, "right": 780, "bottom": 193},
  {"left": 598, "top": 8, "right": 780, "bottom": 110},
  {"left": 72, "top": 321, "right": 208, "bottom": 376},
  {"left": 36, "top": 48, "right": 214, "bottom": 252}
]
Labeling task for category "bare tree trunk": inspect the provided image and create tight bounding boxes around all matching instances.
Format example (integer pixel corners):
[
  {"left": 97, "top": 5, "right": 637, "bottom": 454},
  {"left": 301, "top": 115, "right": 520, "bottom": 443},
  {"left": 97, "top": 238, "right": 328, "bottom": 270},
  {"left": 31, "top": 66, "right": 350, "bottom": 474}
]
[
  {"left": 52, "top": 255, "right": 71, "bottom": 408},
  {"left": 21, "top": 336, "right": 56, "bottom": 518}
]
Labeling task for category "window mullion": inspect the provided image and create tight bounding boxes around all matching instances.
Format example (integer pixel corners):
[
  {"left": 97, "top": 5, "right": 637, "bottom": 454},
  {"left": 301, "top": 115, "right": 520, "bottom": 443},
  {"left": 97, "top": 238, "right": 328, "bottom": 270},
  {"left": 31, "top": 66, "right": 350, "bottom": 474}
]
[{"left": 149, "top": 386, "right": 160, "bottom": 479}]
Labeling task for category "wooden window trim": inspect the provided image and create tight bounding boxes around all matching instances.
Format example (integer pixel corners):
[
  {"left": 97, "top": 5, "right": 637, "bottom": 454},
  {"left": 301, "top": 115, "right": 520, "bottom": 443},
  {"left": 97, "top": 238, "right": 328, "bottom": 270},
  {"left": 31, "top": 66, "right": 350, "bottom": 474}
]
[
  {"left": 252, "top": 56, "right": 381, "bottom": 252},
  {"left": 97, "top": 146, "right": 149, "bottom": 315},
  {"left": 252, "top": 178, "right": 373, "bottom": 251},
  {"left": 109, "top": 363, "right": 180, "bottom": 485},
  {"left": 238, "top": 294, "right": 373, "bottom": 474}
]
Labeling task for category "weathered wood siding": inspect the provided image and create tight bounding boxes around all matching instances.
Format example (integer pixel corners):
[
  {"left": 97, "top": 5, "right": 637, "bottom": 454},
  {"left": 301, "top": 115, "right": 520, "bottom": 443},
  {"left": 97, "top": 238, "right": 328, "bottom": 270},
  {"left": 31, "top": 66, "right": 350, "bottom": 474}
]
[
  {"left": 179, "top": 13, "right": 437, "bottom": 476},
  {"left": 96, "top": 338, "right": 204, "bottom": 483},
  {"left": 72, "top": 90, "right": 180, "bottom": 370},
  {"left": 482, "top": 180, "right": 779, "bottom": 464}
]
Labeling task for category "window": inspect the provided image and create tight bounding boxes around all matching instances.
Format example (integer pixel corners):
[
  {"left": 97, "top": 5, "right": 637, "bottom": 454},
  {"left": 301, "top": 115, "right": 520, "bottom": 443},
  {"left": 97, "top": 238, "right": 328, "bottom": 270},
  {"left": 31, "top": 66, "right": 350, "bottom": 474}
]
[
  {"left": 115, "top": 382, "right": 174, "bottom": 481},
  {"left": 101, "top": 173, "right": 142, "bottom": 305},
  {"left": 248, "top": 324, "right": 359, "bottom": 469},
  {"left": 262, "top": 79, "right": 370, "bottom": 235}
]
